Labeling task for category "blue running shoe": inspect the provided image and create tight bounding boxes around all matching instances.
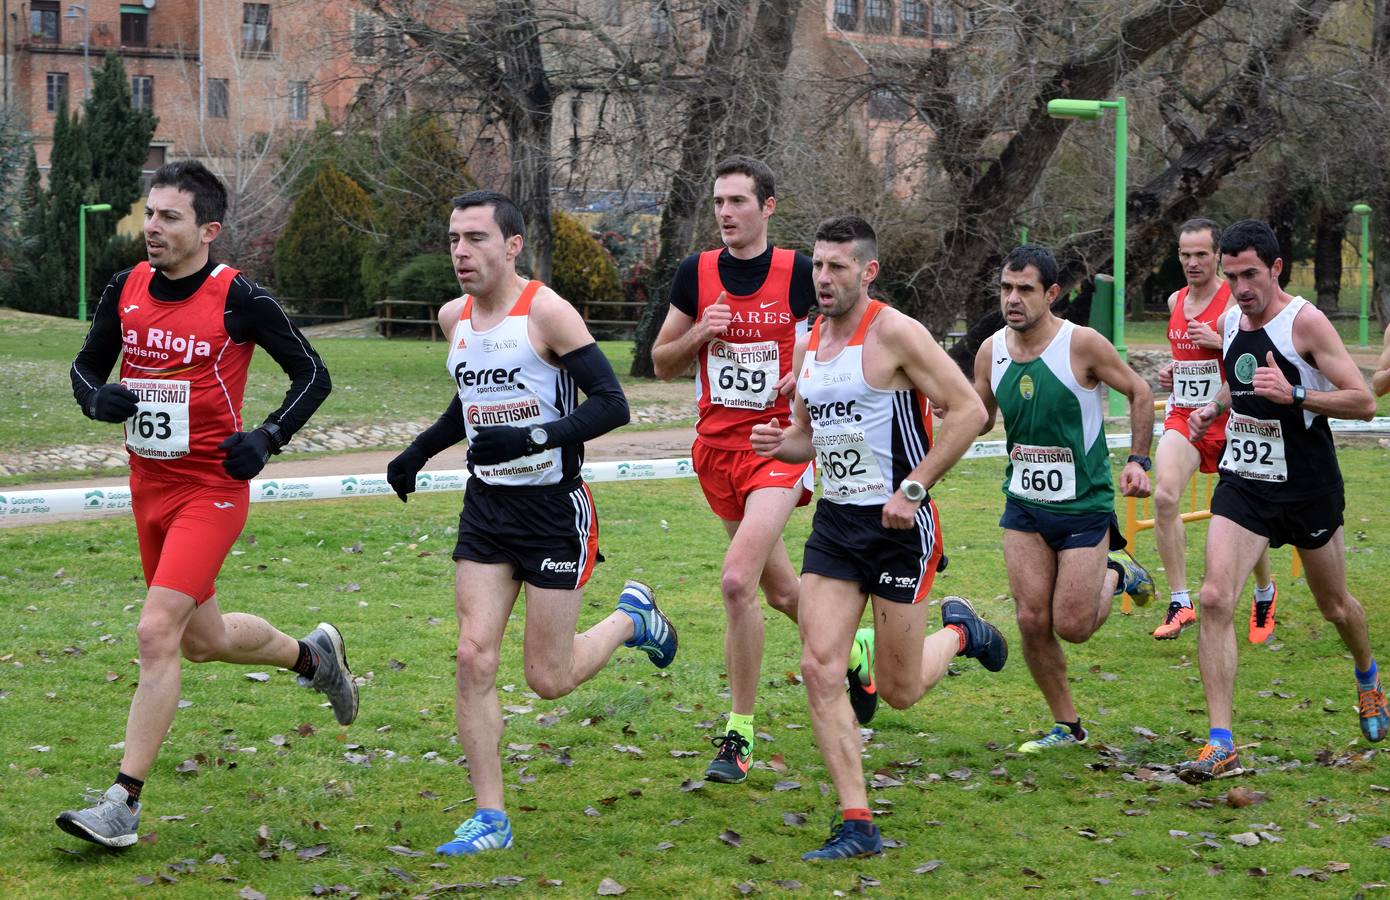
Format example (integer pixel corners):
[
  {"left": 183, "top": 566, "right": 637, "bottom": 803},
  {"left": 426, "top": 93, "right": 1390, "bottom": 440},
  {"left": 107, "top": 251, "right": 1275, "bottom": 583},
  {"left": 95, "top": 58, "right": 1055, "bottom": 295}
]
[
  {"left": 1359, "top": 677, "right": 1388, "bottom": 742},
  {"left": 1018, "top": 724, "right": 1087, "bottom": 754},
  {"left": 618, "top": 580, "right": 678, "bottom": 668},
  {"left": 1108, "top": 550, "right": 1153, "bottom": 607},
  {"left": 436, "top": 808, "right": 513, "bottom": 855},
  {"left": 801, "top": 817, "right": 883, "bottom": 861},
  {"left": 940, "top": 596, "right": 1008, "bottom": 672}
]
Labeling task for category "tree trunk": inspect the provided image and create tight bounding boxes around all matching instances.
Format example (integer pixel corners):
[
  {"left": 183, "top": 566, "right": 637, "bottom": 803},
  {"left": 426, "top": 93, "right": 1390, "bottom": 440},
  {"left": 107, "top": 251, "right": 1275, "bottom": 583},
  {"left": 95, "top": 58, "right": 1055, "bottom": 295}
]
[
  {"left": 499, "top": 0, "right": 554, "bottom": 283},
  {"left": 630, "top": 0, "right": 750, "bottom": 378},
  {"left": 1312, "top": 207, "right": 1345, "bottom": 312},
  {"left": 1267, "top": 176, "right": 1302, "bottom": 290},
  {"left": 719, "top": 0, "right": 800, "bottom": 161}
]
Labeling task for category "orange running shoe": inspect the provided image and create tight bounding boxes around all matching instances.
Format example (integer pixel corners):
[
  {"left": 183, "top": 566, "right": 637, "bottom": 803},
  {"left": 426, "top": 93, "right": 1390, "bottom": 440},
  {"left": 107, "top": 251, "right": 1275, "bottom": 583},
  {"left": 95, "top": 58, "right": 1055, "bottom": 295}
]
[
  {"left": 1176, "top": 743, "right": 1242, "bottom": 783},
  {"left": 1152, "top": 602, "right": 1196, "bottom": 640},
  {"left": 1248, "top": 582, "right": 1277, "bottom": 644}
]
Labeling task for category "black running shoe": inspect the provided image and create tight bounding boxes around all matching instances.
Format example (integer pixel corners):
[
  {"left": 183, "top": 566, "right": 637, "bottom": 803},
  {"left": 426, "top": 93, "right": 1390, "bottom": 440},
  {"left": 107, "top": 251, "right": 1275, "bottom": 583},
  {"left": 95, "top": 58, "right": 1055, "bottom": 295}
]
[{"left": 940, "top": 596, "right": 1008, "bottom": 672}]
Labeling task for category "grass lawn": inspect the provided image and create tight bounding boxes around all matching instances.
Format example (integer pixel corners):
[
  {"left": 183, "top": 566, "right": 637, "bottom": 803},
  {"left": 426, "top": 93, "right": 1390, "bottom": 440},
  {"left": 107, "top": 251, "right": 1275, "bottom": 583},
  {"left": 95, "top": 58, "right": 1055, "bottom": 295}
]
[{"left": 3, "top": 448, "right": 1390, "bottom": 897}]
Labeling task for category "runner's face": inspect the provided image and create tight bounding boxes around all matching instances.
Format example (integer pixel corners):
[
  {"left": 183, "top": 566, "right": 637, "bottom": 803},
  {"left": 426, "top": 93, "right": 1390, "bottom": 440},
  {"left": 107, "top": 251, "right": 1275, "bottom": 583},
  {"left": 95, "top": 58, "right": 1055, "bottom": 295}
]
[
  {"left": 1177, "top": 229, "right": 1219, "bottom": 288},
  {"left": 1221, "top": 248, "right": 1282, "bottom": 318},
  {"left": 144, "top": 186, "right": 217, "bottom": 278},
  {"left": 812, "top": 240, "right": 875, "bottom": 318},
  {"left": 712, "top": 174, "right": 772, "bottom": 253},
  {"left": 449, "top": 205, "right": 521, "bottom": 295},
  {"left": 999, "top": 265, "right": 1057, "bottom": 331}
]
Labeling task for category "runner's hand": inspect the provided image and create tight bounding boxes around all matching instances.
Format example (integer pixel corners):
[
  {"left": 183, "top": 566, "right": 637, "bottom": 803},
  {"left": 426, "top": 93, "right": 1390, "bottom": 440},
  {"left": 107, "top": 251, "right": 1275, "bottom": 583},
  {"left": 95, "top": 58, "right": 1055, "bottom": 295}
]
[
  {"left": 882, "top": 491, "right": 919, "bottom": 530},
  {"left": 1157, "top": 361, "right": 1174, "bottom": 392},
  {"left": 386, "top": 445, "right": 428, "bottom": 502},
  {"left": 219, "top": 429, "right": 274, "bottom": 480},
  {"left": 1187, "top": 401, "right": 1219, "bottom": 441},
  {"left": 468, "top": 426, "right": 529, "bottom": 465},
  {"left": 1186, "top": 317, "right": 1221, "bottom": 350},
  {"left": 701, "top": 293, "right": 732, "bottom": 339},
  {"left": 1119, "top": 462, "right": 1151, "bottom": 499},
  {"left": 87, "top": 384, "right": 139, "bottom": 422},
  {"left": 775, "top": 370, "right": 796, "bottom": 396},
  {"left": 750, "top": 417, "right": 784, "bottom": 458},
  {"left": 1253, "top": 351, "right": 1294, "bottom": 403}
]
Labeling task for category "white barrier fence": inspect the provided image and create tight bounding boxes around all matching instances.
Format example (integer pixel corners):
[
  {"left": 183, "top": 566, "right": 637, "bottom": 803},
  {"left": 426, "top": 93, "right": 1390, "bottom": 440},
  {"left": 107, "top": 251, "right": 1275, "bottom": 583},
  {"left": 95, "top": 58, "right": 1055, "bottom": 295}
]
[{"left": 6, "top": 416, "right": 1390, "bottom": 521}]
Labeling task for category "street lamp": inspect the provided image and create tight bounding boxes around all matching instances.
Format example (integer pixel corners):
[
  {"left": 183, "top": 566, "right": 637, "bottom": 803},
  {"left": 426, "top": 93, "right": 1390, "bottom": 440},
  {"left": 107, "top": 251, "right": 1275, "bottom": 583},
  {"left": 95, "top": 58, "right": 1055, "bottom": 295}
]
[
  {"left": 77, "top": 202, "right": 112, "bottom": 321},
  {"left": 63, "top": 3, "right": 89, "bottom": 101},
  {"left": 1048, "top": 96, "right": 1128, "bottom": 414},
  {"left": 1353, "top": 202, "right": 1372, "bottom": 348}
]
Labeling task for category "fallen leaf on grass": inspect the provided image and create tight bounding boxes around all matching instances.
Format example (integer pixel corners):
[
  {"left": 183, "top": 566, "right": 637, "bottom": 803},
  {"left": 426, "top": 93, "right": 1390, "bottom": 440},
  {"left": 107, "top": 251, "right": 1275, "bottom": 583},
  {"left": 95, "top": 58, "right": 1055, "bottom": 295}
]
[
  {"left": 770, "top": 881, "right": 801, "bottom": 890},
  {"left": 133, "top": 875, "right": 155, "bottom": 886},
  {"left": 296, "top": 843, "right": 330, "bottom": 860},
  {"left": 493, "top": 875, "right": 525, "bottom": 886},
  {"left": 719, "top": 829, "right": 742, "bottom": 847},
  {"left": 655, "top": 842, "right": 675, "bottom": 851},
  {"left": 915, "top": 860, "right": 944, "bottom": 874},
  {"left": 768, "top": 753, "right": 788, "bottom": 773},
  {"left": 734, "top": 882, "right": 757, "bottom": 895},
  {"left": 1325, "top": 862, "right": 1351, "bottom": 873},
  {"left": 597, "top": 877, "right": 626, "bottom": 895},
  {"left": 1224, "top": 786, "right": 1268, "bottom": 808},
  {"left": 174, "top": 758, "right": 199, "bottom": 774},
  {"left": 781, "top": 812, "right": 806, "bottom": 827},
  {"left": 679, "top": 779, "right": 703, "bottom": 792},
  {"left": 238, "top": 889, "right": 267, "bottom": 900},
  {"left": 773, "top": 781, "right": 801, "bottom": 792},
  {"left": 385, "top": 845, "right": 424, "bottom": 857},
  {"left": 1230, "top": 833, "right": 1260, "bottom": 847},
  {"left": 1374, "top": 835, "right": 1390, "bottom": 849}
]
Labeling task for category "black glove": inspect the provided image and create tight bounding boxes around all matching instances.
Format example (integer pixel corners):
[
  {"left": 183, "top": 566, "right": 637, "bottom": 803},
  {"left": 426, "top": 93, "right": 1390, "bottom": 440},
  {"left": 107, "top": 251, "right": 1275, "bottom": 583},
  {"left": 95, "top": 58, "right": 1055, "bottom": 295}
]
[
  {"left": 387, "top": 445, "right": 428, "bottom": 502},
  {"left": 467, "top": 426, "right": 531, "bottom": 466},
  {"left": 87, "top": 384, "right": 140, "bottom": 422},
  {"left": 218, "top": 428, "right": 275, "bottom": 480}
]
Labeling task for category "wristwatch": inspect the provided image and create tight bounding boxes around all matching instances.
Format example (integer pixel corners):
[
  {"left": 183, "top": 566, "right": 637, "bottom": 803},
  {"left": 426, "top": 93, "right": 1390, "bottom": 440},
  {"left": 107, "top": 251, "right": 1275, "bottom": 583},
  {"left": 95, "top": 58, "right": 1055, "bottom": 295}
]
[
  {"left": 899, "top": 478, "right": 927, "bottom": 502},
  {"left": 259, "top": 421, "right": 285, "bottom": 454},
  {"left": 1126, "top": 454, "right": 1152, "bottom": 472},
  {"left": 527, "top": 425, "right": 549, "bottom": 454},
  {"left": 1291, "top": 385, "right": 1306, "bottom": 408}
]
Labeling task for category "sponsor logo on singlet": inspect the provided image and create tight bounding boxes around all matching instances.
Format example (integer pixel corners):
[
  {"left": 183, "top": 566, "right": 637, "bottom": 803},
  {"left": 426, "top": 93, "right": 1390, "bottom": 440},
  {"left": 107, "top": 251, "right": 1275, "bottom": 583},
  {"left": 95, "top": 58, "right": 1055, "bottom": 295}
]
[
  {"left": 481, "top": 338, "right": 519, "bottom": 352},
  {"left": 1019, "top": 374, "right": 1035, "bottom": 400},
  {"left": 807, "top": 398, "right": 863, "bottom": 424},
  {"left": 1233, "top": 353, "right": 1258, "bottom": 384},
  {"left": 122, "top": 327, "right": 213, "bottom": 365},
  {"left": 453, "top": 360, "right": 524, "bottom": 393}
]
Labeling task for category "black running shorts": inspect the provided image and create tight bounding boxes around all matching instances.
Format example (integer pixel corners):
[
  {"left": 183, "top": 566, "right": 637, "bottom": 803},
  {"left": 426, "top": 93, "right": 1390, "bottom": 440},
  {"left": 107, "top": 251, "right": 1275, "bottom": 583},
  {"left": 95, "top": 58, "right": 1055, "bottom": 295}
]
[
  {"left": 1211, "top": 477, "right": 1344, "bottom": 549},
  {"left": 801, "top": 497, "right": 945, "bottom": 604},
  {"left": 453, "top": 477, "right": 602, "bottom": 589}
]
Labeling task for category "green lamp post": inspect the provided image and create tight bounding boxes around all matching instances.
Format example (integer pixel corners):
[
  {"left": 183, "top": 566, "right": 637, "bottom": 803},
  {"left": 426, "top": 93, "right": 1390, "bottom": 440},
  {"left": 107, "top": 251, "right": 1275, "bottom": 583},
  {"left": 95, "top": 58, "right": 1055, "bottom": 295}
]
[
  {"left": 1047, "top": 96, "right": 1128, "bottom": 414},
  {"left": 1353, "top": 202, "right": 1372, "bottom": 348},
  {"left": 77, "top": 202, "right": 112, "bottom": 322}
]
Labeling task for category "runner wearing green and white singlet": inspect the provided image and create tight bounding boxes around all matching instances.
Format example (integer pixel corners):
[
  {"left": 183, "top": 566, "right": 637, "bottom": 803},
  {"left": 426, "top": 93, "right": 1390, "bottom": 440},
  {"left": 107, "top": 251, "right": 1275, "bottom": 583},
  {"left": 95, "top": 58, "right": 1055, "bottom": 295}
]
[{"left": 972, "top": 245, "right": 1155, "bottom": 755}]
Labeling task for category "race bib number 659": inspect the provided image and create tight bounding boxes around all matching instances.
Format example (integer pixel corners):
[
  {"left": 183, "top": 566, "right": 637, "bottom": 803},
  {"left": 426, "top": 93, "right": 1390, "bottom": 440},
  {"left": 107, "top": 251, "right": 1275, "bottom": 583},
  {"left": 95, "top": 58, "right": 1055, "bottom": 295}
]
[{"left": 707, "top": 339, "right": 779, "bottom": 410}]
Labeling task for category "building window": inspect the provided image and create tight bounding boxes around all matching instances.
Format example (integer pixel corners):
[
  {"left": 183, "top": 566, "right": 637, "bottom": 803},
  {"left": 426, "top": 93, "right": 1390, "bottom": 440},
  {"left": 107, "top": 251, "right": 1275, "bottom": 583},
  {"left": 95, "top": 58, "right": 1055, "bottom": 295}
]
[
  {"left": 208, "top": 79, "right": 229, "bottom": 118},
  {"left": 868, "top": 89, "right": 910, "bottom": 121},
  {"left": 601, "top": 0, "right": 621, "bottom": 26},
  {"left": 289, "top": 81, "right": 307, "bottom": 121},
  {"left": 31, "top": 0, "right": 60, "bottom": 41},
  {"left": 131, "top": 75, "right": 153, "bottom": 111},
  {"left": 352, "top": 14, "right": 376, "bottom": 58},
  {"left": 120, "top": 10, "right": 148, "bottom": 46},
  {"left": 932, "top": 2, "right": 956, "bottom": 37},
  {"left": 45, "top": 72, "right": 68, "bottom": 112},
  {"left": 242, "top": 3, "right": 271, "bottom": 54},
  {"left": 383, "top": 21, "right": 403, "bottom": 57},
  {"left": 832, "top": 0, "right": 857, "bottom": 31},
  {"left": 864, "top": 0, "right": 892, "bottom": 33},
  {"left": 901, "top": 0, "right": 926, "bottom": 36},
  {"left": 648, "top": 3, "right": 671, "bottom": 41}
]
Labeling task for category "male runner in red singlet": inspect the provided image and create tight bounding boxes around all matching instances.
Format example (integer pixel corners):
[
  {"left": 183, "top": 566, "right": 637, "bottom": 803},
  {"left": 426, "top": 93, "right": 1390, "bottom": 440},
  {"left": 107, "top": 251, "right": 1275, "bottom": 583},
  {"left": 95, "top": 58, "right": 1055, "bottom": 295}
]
[
  {"left": 651, "top": 157, "right": 841, "bottom": 786},
  {"left": 1152, "top": 219, "right": 1274, "bottom": 640},
  {"left": 60, "top": 161, "right": 345, "bottom": 849}
]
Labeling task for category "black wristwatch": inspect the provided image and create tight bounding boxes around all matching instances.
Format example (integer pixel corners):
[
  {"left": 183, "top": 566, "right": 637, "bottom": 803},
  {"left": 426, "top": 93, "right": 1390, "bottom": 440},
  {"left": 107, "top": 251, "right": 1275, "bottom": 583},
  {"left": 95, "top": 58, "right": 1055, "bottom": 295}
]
[
  {"left": 526, "top": 425, "right": 549, "bottom": 454},
  {"left": 1126, "top": 454, "right": 1152, "bottom": 472},
  {"left": 1291, "top": 385, "right": 1306, "bottom": 408},
  {"left": 259, "top": 421, "right": 285, "bottom": 454}
]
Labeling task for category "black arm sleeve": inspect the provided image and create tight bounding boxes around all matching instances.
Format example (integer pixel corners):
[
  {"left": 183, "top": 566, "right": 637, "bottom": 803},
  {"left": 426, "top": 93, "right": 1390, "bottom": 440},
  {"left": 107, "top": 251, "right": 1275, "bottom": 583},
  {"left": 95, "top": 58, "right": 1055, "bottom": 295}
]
[
  {"left": 412, "top": 395, "right": 469, "bottom": 458},
  {"left": 225, "top": 274, "right": 332, "bottom": 446},
  {"left": 789, "top": 252, "right": 815, "bottom": 318},
  {"left": 543, "top": 343, "right": 630, "bottom": 448},
  {"left": 70, "top": 272, "right": 131, "bottom": 416},
  {"left": 667, "top": 254, "right": 701, "bottom": 318}
]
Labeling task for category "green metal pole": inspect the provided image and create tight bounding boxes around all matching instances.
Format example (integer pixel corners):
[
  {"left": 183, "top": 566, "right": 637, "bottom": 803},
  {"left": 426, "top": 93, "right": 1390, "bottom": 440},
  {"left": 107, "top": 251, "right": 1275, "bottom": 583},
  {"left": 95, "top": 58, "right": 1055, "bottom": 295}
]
[
  {"left": 1019, "top": 226, "right": 1028, "bottom": 245},
  {"left": 77, "top": 203, "right": 113, "bottom": 322},
  {"left": 1108, "top": 98, "right": 1128, "bottom": 414},
  {"left": 1355, "top": 204, "right": 1372, "bottom": 347}
]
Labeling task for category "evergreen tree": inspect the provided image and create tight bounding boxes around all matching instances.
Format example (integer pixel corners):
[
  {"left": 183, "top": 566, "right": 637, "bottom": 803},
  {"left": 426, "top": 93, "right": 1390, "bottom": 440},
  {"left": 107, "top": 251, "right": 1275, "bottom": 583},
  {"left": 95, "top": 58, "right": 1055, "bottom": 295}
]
[
  {"left": 273, "top": 163, "right": 374, "bottom": 314},
  {"left": 85, "top": 52, "right": 156, "bottom": 294},
  {"left": 13, "top": 102, "right": 94, "bottom": 315}
]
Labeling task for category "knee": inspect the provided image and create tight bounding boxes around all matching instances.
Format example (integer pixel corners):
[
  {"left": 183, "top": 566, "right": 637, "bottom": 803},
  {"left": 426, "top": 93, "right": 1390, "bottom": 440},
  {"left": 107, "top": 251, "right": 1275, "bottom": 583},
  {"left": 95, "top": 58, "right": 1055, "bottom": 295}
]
[
  {"left": 135, "top": 616, "right": 183, "bottom": 660},
  {"left": 1153, "top": 481, "right": 1182, "bottom": 517},
  {"left": 1317, "top": 591, "right": 1358, "bottom": 627},
  {"left": 455, "top": 636, "right": 499, "bottom": 686},
  {"left": 799, "top": 647, "right": 844, "bottom": 699},
  {"left": 1013, "top": 603, "right": 1049, "bottom": 639},
  {"left": 720, "top": 568, "right": 760, "bottom": 611},
  {"left": 764, "top": 583, "right": 798, "bottom": 617},
  {"left": 524, "top": 669, "right": 571, "bottom": 701},
  {"left": 876, "top": 677, "right": 915, "bottom": 710},
  {"left": 1053, "top": 617, "right": 1094, "bottom": 645},
  {"left": 180, "top": 634, "right": 221, "bottom": 664},
  {"left": 1198, "top": 583, "right": 1234, "bottom": 619}
]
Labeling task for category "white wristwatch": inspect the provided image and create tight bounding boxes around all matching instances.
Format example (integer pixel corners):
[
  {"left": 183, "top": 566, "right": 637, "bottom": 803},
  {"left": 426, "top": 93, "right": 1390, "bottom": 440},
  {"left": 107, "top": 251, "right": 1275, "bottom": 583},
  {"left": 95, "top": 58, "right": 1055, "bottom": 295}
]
[{"left": 899, "top": 479, "right": 927, "bottom": 502}]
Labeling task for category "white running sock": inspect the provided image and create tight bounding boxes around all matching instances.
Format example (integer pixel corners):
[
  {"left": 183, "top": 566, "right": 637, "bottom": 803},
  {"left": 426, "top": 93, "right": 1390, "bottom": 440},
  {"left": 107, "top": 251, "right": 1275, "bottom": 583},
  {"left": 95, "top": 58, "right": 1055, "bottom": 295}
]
[
  {"left": 1170, "top": 590, "right": 1192, "bottom": 609},
  {"left": 1254, "top": 582, "right": 1275, "bottom": 605}
]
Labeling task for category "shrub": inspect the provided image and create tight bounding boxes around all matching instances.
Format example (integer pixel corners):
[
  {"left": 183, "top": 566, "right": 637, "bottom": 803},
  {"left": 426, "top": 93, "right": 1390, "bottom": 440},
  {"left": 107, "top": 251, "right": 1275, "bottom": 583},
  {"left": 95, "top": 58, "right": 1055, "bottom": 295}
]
[
  {"left": 387, "top": 253, "right": 459, "bottom": 304},
  {"left": 551, "top": 211, "right": 622, "bottom": 313},
  {"left": 273, "top": 163, "right": 374, "bottom": 315}
]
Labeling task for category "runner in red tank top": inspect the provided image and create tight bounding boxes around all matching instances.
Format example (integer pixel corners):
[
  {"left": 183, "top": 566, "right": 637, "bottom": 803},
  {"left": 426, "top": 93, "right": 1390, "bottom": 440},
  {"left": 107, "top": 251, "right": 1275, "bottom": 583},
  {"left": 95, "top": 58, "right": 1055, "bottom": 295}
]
[
  {"left": 651, "top": 156, "right": 833, "bottom": 786},
  {"left": 1151, "top": 219, "right": 1274, "bottom": 641},
  {"left": 59, "top": 161, "right": 350, "bottom": 850}
]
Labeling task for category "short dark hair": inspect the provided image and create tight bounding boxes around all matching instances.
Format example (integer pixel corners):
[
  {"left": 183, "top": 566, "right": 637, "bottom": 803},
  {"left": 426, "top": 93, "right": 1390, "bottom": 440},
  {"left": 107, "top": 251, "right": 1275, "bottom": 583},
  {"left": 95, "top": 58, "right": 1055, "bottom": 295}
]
[
  {"left": 1002, "top": 244, "right": 1058, "bottom": 289},
  {"left": 713, "top": 156, "right": 776, "bottom": 206},
  {"left": 451, "top": 190, "right": 526, "bottom": 240},
  {"left": 814, "top": 215, "right": 878, "bottom": 261},
  {"left": 1178, "top": 217, "right": 1222, "bottom": 251},
  {"left": 1219, "top": 219, "right": 1280, "bottom": 268},
  {"left": 150, "top": 160, "right": 227, "bottom": 225}
]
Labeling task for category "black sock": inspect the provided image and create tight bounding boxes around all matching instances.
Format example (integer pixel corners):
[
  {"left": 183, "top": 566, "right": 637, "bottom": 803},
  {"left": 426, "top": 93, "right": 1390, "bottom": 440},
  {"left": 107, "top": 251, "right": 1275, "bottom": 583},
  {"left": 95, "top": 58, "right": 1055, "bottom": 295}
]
[
  {"left": 292, "top": 640, "right": 319, "bottom": 679},
  {"left": 1059, "top": 719, "right": 1085, "bottom": 740},
  {"left": 115, "top": 771, "right": 144, "bottom": 806},
  {"left": 1105, "top": 559, "right": 1125, "bottom": 583}
]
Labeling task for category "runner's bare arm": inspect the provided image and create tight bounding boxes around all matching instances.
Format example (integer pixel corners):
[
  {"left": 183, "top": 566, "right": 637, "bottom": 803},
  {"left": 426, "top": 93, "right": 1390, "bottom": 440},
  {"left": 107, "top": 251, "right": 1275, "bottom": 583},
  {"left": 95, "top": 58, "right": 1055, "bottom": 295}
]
[
  {"left": 651, "top": 299, "right": 732, "bottom": 379},
  {"left": 1279, "top": 308, "right": 1376, "bottom": 420},
  {"left": 1077, "top": 326, "right": 1154, "bottom": 457},
  {"left": 437, "top": 297, "right": 466, "bottom": 344},
  {"left": 971, "top": 340, "right": 999, "bottom": 436},
  {"left": 752, "top": 339, "right": 813, "bottom": 463},
  {"left": 1374, "top": 325, "right": 1390, "bottom": 397},
  {"left": 1187, "top": 383, "right": 1230, "bottom": 442},
  {"left": 882, "top": 311, "right": 986, "bottom": 488}
]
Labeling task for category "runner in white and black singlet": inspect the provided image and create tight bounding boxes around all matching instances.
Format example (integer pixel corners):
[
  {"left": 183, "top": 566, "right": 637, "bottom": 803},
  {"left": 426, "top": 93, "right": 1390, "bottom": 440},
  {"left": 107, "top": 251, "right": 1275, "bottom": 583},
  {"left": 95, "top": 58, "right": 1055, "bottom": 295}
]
[
  {"left": 751, "top": 216, "right": 1006, "bottom": 861},
  {"left": 1176, "top": 219, "right": 1387, "bottom": 783},
  {"left": 384, "top": 191, "right": 678, "bottom": 855}
]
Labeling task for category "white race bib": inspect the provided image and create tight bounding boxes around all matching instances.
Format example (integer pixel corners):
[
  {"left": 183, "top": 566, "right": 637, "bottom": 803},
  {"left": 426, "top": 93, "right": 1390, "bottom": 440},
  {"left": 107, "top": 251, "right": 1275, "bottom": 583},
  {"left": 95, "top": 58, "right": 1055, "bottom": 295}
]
[
  {"left": 1171, "top": 358, "right": 1222, "bottom": 408},
  {"left": 813, "top": 428, "right": 887, "bottom": 502},
  {"left": 1220, "top": 413, "right": 1287, "bottom": 482},
  {"left": 1008, "top": 444, "right": 1077, "bottom": 502},
  {"left": 706, "top": 339, "right": 779, "bottom": 410},
  {"left": 123, "top": 378, "right": 190, "bottom": 459},
  {"left": 464, "top": 397, "right": 556, "bottom": 480}
]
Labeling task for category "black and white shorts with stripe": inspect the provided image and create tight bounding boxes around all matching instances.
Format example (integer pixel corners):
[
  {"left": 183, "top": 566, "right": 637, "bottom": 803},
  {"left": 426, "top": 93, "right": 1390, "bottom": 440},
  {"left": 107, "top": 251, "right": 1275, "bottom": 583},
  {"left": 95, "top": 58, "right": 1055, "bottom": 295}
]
[
  {"left": 452, "top": 477, "right": 602, "bottom": 590},
  {"left": 801, "top": 497, "right": 945, "bottom": 604}
]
